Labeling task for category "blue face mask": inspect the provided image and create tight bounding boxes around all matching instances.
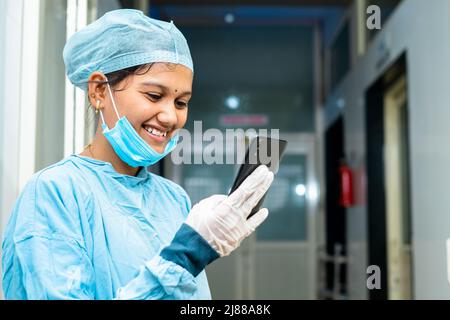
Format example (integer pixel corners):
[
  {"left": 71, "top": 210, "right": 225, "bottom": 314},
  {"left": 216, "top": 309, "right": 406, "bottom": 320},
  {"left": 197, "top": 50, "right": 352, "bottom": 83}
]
[{"left": 98, "top": 82, "right": 179, "bottom": 168}]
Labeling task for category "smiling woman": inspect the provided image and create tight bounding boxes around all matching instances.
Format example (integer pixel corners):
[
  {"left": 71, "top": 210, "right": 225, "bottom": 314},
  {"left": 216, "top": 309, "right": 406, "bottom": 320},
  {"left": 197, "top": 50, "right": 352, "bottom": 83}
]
[
  {"left": 81, "top": 62, "right": 192, "bottom": 175},
  {"left": 1, "top": 8, "right": 274, "bottom": 300}
]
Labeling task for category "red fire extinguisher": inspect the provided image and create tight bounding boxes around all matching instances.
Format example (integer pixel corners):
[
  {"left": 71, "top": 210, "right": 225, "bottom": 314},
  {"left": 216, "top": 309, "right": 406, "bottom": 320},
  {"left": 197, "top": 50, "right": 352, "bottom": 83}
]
[{"left": 339, "top": 160, "right": 354, "bottom": 208}]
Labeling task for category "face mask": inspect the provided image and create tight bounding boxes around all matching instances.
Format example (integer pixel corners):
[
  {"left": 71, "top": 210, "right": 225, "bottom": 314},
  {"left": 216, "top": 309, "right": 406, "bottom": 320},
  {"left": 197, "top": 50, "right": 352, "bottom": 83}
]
[{"left": 98, "top": 81, "right": 179, "bottom": 168}]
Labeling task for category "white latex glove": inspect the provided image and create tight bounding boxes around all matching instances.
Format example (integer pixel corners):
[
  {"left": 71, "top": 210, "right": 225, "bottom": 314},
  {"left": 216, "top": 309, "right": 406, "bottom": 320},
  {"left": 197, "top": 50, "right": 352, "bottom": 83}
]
[{"left": 185, "top": 165, "right": 274, "bottom": 257}]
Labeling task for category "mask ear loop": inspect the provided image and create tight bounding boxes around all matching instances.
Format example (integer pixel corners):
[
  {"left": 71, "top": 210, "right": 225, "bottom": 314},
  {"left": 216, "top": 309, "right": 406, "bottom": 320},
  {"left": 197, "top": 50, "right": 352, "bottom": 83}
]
[
  {"left": 105, "top": 77, "right": 121, "bottom": 121},
  {"left": 97, "top": 100, "right": 106, "bottom": 125}
]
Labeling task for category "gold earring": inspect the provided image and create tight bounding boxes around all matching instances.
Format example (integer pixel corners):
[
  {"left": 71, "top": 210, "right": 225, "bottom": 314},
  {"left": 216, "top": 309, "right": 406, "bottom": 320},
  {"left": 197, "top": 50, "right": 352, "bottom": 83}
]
[{"left": 95, "top": 100, "right": 101, "bottom": 114}]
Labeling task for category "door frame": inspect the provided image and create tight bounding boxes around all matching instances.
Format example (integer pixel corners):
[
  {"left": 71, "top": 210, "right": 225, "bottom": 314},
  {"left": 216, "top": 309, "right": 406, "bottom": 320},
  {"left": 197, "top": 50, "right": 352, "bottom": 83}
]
[{"left": 365, "top": 52, "right": 411, "bottom": 300}]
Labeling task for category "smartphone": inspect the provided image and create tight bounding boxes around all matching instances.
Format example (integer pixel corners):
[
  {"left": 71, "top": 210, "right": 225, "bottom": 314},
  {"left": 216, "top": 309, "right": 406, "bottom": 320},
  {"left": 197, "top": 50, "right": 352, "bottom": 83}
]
[{"left": 228, "top": 136, "right": 288, "bottom": 219}]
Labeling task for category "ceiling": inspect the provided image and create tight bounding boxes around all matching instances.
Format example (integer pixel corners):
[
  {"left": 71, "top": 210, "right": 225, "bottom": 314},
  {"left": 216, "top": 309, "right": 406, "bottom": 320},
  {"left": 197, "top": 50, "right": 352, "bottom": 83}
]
[
  {"left": 120, "top": 0, "right": 352, "bottom": 8},
  {"left": 149, "top": 0, "right": 352, "bottom": 5}
]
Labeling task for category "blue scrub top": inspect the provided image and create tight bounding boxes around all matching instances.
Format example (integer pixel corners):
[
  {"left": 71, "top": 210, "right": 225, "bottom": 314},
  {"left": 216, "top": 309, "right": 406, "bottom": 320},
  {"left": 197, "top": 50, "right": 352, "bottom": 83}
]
[{"left": 2, "top": 154, "right": 213, "bottom": 299}]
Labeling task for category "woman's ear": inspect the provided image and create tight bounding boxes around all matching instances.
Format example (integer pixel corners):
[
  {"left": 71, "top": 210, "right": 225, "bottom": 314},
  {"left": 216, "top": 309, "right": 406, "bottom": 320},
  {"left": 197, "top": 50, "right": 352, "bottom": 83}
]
[{"left": 87, "top": 72, "right": 107, "bottom": 106}]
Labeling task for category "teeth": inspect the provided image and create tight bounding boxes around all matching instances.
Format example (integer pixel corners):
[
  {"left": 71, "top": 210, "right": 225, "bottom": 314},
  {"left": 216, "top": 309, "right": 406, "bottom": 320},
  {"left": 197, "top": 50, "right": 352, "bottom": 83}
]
[{"left": 145, "top": 126, "right": 167, "bottom": 137}]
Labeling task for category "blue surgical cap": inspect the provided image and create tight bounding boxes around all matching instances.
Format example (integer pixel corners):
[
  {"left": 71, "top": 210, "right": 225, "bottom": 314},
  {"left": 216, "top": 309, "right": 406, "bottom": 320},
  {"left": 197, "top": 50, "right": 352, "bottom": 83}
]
[{"left": 63, "top": 9, "right": 193, "bottom": 90}]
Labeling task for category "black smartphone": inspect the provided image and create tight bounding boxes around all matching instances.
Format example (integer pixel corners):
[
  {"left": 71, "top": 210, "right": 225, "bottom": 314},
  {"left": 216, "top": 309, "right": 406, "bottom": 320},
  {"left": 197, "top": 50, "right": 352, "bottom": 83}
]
[{"left": 228, "top": 136, "right": 288, "bottom": 219}]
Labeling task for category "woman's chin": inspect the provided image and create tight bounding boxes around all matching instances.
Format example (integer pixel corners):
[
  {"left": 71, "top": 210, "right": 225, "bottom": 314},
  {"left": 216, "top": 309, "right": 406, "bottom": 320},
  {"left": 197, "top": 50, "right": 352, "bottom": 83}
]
[
  {"left": 153, "top": 146, "right": 166, "bottom": 154},
  {"left": 146, "top": 141, "right": 165, "bottom": 153},
  {"left": 141, "top": 132, "right": 167, "bottom": 153}
]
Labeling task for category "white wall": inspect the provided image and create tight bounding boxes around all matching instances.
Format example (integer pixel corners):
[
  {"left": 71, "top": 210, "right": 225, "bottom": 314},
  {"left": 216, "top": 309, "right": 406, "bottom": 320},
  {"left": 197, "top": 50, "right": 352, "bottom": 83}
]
[
  {"left": 0, "top": 0, "right": 5, "bottom": 229},
  {"left": 0, "top": 0, "right": 30, "bottom": 234},
  {"left": 325, "top": 0, "right": 450, "bottom": 299},
  {"left": 0, "top": 0, "right": 33, "bottom": 299}
]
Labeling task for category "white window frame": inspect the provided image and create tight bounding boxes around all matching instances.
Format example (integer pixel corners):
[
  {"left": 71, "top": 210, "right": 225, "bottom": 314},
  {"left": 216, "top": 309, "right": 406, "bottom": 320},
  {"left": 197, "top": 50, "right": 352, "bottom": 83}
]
[
  {"left": 64, "top": 0, "right": 89, "bottom": 157},
  {"left": 0, "top": 0, "right": 41, "bottom": 299}
]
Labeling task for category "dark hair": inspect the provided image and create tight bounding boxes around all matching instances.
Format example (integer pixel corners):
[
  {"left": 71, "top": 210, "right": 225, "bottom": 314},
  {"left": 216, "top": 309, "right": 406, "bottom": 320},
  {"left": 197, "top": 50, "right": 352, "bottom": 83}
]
[
  {"left": 103, "top": 63, "right": 155, "bottom": 91},
  {"left": 92, "top": 62, "right": 178, "bottom": 91}
]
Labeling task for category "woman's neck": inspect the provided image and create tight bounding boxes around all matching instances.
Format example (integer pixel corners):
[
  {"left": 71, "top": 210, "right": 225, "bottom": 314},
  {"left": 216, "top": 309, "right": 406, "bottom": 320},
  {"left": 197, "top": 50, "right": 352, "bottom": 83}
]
[{"left": 80, "top": 129, "right": 140, "bottom": 177}]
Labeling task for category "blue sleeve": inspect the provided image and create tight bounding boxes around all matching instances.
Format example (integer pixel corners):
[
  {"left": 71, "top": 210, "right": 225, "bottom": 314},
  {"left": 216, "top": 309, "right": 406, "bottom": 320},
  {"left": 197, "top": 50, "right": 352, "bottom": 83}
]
[
  {"left": 2, "top": 172, "right": 95, "bottom": 299},
  {"left": 3, "top": 172, "right": 218, "bottom": 300},
  {"left": 160, "top": 223, "right": 219, "bottom": 277},
  {"left": 115, "top": 223, "right": 219, "bottom": 299}
]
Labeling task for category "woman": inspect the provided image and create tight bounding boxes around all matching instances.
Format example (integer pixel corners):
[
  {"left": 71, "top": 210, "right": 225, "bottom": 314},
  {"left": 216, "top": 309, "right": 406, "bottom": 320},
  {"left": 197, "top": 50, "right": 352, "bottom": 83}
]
[{"left": 2, "top": 9, "right": 273, "bottom": 299}]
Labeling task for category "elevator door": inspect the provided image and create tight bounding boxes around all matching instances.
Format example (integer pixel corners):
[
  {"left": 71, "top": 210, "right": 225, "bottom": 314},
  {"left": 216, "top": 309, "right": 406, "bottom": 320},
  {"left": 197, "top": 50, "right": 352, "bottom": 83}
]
[
  {"left": 383, "top": 75, "right": 412, "bottom": 299},
  {"left": 366, "top": 55, "right": 411, "bottom": 300}
]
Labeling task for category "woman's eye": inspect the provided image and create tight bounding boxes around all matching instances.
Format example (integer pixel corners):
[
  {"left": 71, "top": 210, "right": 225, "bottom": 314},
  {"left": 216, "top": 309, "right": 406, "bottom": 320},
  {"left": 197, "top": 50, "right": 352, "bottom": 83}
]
[
  {"left": 146, "top": 93, "right": 161, "bottom": 101},
  {"left": 176, "top": 101, "right": 188, "bottom": 109}
]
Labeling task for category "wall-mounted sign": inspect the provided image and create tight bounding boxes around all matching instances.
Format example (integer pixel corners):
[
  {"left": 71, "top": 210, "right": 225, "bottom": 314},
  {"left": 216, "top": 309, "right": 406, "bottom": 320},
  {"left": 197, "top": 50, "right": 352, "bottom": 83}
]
[{"left": 220, "top": 114, "right": 268, "bottom": 127}]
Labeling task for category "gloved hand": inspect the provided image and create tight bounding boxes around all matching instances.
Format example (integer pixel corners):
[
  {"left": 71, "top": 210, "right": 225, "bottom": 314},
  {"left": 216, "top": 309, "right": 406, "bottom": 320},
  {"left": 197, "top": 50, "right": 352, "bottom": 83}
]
[{"left": 185, "top": 165, "right": 274, "bottom": 257}]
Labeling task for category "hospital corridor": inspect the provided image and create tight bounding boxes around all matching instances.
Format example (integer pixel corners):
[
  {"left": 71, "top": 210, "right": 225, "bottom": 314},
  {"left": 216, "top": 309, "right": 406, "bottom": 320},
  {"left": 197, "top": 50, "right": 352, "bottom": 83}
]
[{"left": 1, "top": 0, "right": 450, "bottom": 300}]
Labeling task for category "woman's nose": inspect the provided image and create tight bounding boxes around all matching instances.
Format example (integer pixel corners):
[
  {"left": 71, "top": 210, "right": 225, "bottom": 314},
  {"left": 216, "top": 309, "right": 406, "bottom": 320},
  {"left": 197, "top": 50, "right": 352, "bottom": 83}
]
[{"left": 156, "top": 103, "right": 178, "bottom": 127}]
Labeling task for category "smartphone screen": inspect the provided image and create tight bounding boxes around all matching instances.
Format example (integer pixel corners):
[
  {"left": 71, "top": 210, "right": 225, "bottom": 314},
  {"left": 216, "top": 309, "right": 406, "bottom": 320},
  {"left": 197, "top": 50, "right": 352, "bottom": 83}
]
[{"left": 228, "top": 136, "right": 288, "bottom": 219}]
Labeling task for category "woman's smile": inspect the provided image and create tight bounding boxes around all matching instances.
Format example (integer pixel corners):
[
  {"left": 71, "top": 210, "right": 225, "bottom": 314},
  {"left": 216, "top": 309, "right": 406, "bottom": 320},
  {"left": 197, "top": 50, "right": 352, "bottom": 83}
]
[{"left": 141, "top": 123, "right": 171, "bottom": 151}]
